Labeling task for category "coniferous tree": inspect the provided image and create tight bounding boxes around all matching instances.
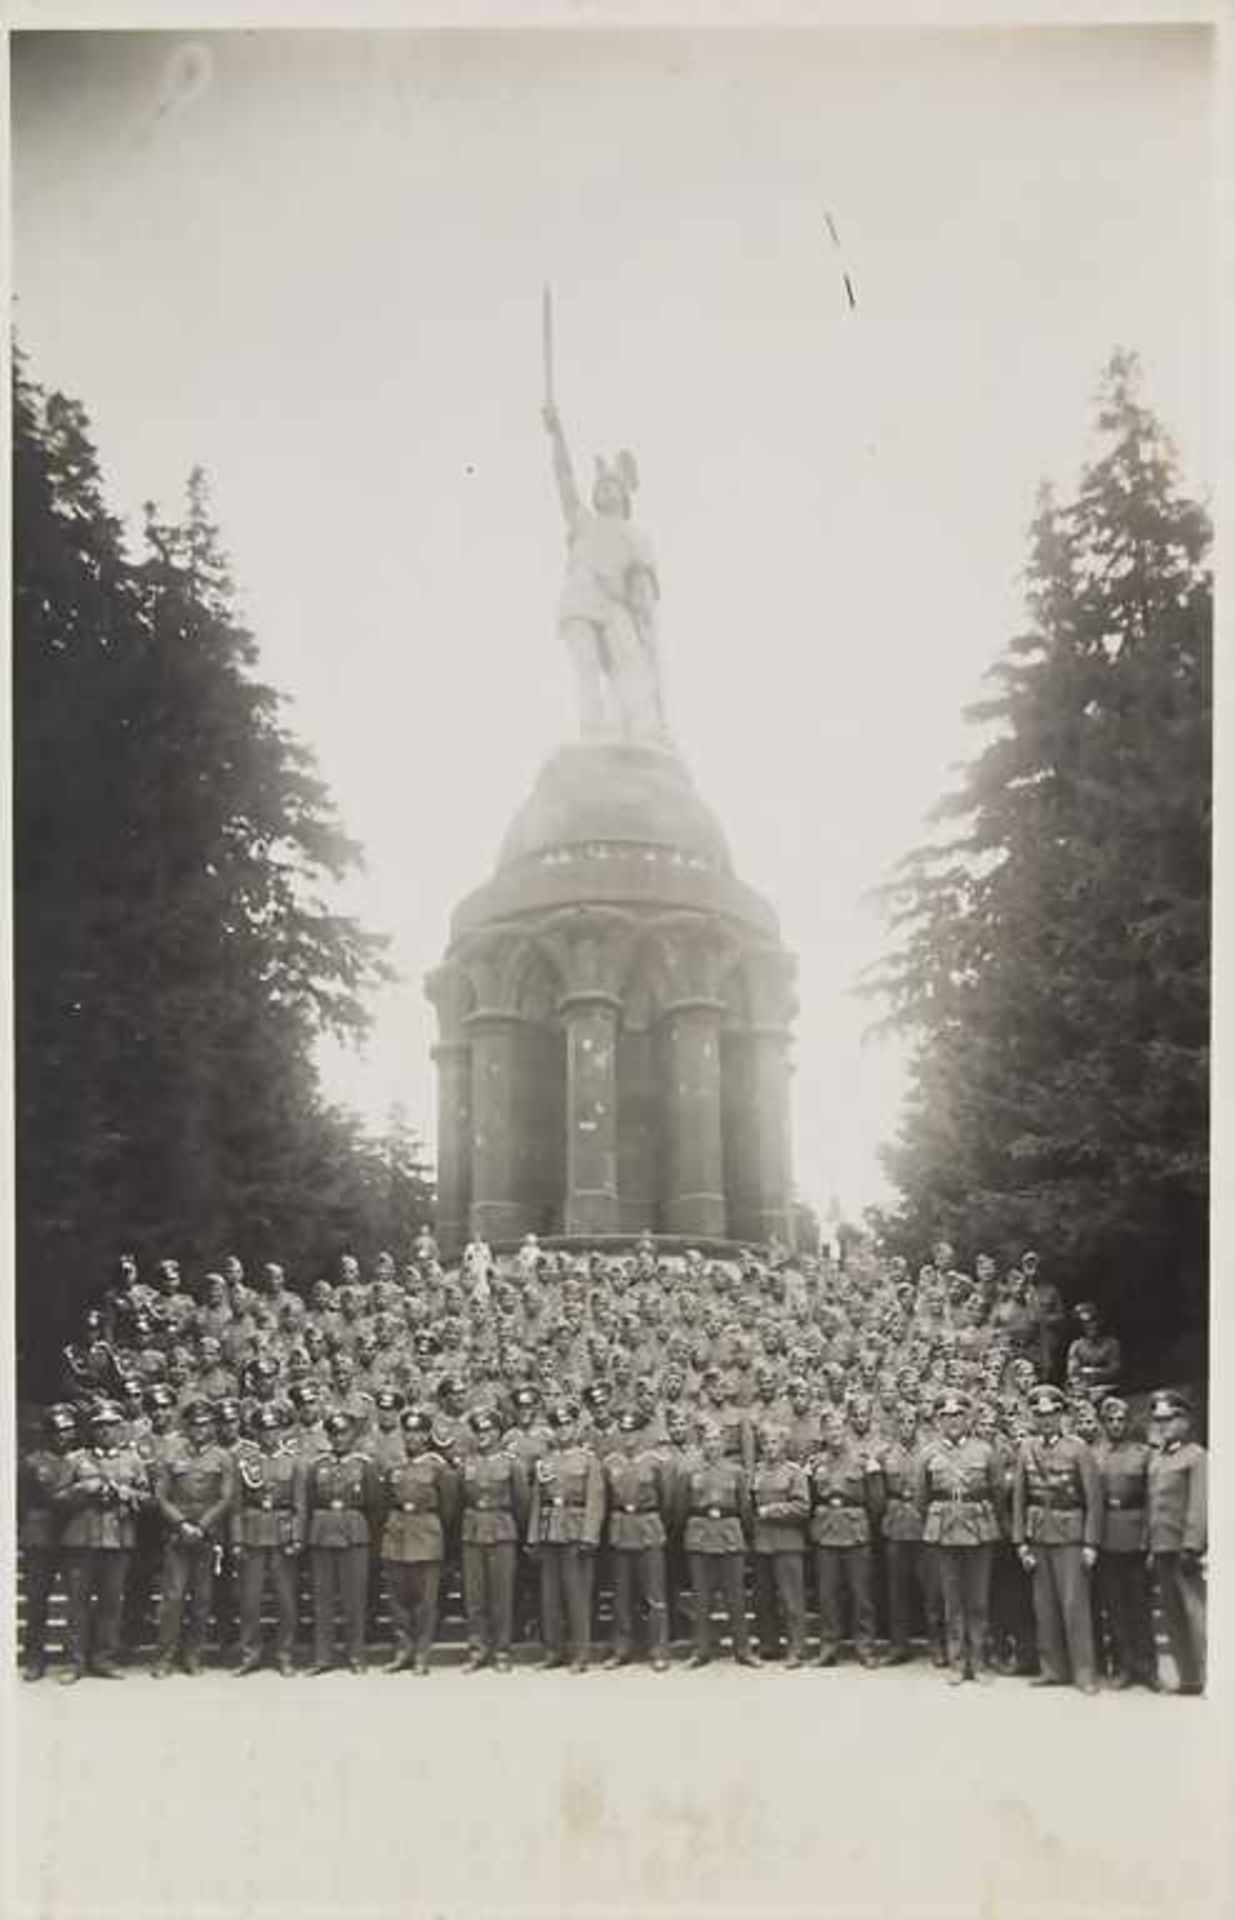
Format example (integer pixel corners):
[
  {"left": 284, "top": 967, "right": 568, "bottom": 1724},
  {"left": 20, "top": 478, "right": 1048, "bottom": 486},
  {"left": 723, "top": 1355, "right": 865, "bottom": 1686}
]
[
  {"left": 14, "top": 359, "right": 395, "bottom": 1388},
  {"left": 867, "top": 352, "right": 1210, "bottom": 1357}
]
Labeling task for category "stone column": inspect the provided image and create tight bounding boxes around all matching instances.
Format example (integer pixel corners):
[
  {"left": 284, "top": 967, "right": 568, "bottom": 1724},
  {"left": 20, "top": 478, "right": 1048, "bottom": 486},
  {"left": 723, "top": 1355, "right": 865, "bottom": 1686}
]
[
  {"left": 750, "top": 1024, "right": 794, "bottom": 1247},
  {"left": 431, "top": 1039, "right": 472, "bottom": 1260},
  {"left": 663, "top": 997, "right": 727, "bottom": 1238},
  {"left": 466, "top": 1010, "right": 531, "bottom": 1243},
  {"left": 562, "top": 991, "right": 621, "bottom": 1236}
]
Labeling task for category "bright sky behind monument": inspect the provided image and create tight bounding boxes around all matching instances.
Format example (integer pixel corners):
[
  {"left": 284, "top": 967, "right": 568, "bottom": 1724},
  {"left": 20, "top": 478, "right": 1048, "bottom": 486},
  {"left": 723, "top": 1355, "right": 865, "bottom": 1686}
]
[{"left": 11, "top": 24, "right": 1214, "bottom": 1227}]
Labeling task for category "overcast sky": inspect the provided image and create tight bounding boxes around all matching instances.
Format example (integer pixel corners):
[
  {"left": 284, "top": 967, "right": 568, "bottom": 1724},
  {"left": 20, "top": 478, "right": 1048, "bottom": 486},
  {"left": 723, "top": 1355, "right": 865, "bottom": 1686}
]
[{"left": 11, "top": 24, "right": 1215, "bottom": 1223}]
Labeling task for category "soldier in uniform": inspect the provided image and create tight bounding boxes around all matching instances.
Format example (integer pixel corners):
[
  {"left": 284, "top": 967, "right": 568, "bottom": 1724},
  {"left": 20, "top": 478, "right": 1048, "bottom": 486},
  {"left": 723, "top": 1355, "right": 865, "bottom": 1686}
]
[
  {"left": 151, "top": 1397, "right": 237, "bottom": 1676},
  {"left": 233, "top": 1403, "right": 301, "bottom": 1675},
  {"left": 19, "top": 1404, "right": 78, "bottom": 1680},
  {"left": 287, "top": 1381, "right": 329, "bottom": 1461},
  {"left": 380, "top": 1409, "right": 458, "bottom": 1675},
  {"left": 55, "top": 1401, "right": 150, "bottom": 1682},
  {"left": 1065, "top": 1302, "right": 1121, "bottom": 1404},
  {"left": 601, "top": 1406, "right": 672, "bottom": 1671},
  {"left": 879, "top": 1400, "right": 943, "bottom": 1666},
  {"left": 1092, "top": 1395, "right": 1156, "bottom": 1689},
  {"left": 915, "top": 1389, "right": 1002, "bottom": 1684},
  {"left": 1012, "top": 1382, "right": 1102, "bottom": 1693},
  {"left": 1146, "top": 1388, "right": 1206, "bottom": 1695},
  {"left": 124, "top": 1384, "right": 185, "bottom": 1649},
  {"left": 529, "top": 1403, "right": 605, "bottom": 1672},
  {"left": 807, "top": 1407, "right": 881, "bottom": 1667},
  {"left": 750, "top": 1425, "right": 810, "bottom": 1666},
  {"left": 459, "top": 1407, "right": 529, "bottom": 1672},
  {"left": 680, "top": 1420, "right": 757, "bottom": 1668},
  {"left": 300, "top": 1410, "right": 380, "bottom": 1674}
]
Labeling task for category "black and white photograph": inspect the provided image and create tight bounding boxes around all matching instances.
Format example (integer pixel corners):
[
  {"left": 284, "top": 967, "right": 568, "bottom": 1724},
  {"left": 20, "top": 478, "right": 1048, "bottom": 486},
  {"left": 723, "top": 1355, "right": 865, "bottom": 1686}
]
[{"left": 6, "top": 5, "right": 1228, "bottom": 1917}]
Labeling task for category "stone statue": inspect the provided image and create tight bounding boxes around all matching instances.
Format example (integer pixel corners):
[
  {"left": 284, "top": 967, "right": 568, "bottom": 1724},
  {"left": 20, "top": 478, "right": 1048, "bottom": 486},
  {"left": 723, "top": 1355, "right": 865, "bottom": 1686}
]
[{"left": 541, "top": 393, "right": 670, "bottom": 748}]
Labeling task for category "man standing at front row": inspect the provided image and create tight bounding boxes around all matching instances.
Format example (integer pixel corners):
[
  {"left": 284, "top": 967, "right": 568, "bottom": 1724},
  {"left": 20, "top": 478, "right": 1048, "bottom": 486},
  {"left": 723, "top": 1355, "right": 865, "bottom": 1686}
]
[
  {"left": 1146, "top": 1389, "right": 1206, "bottom": 1696},
  {"left": 1012, "top": 1383, "right": 1101, "bottom": 1693}
]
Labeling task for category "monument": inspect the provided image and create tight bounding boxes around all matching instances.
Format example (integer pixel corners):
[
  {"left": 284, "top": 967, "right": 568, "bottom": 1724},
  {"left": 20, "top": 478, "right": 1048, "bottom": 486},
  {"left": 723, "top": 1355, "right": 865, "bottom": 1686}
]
[{"left": 426, "top": 304, "right": 798, "bottom": 1257}]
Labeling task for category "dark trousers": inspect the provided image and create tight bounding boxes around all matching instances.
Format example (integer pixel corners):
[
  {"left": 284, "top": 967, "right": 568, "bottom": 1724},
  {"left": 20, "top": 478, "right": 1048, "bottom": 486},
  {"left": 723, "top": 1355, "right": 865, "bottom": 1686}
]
[
  {"left": 989, "top": 1542, "right": 1036, "bottom": 1670},
  {"left": 462, "top": 1541, "right": 516, "bottom": 1657},
  {"left": 612, "top": 1546, "right": 669, "bottom": 1658},
  {"left": 665, "top": 1539, "right": 691, "bottom": 1639},
  {"left": 384, "top": 1559, "right": 442, "bottom": 1661},
  {"left": 1030, "top": 1544, "right": 1095, "bottom": 1687},
  {"left": 157, "top": 1539, "right": 217, "bottom": 1661},
  {"left": 815, "top": 1545, "right": 875, "bottom": 1659},
  {"left": 755, "top": 1551, "right": 806, "bottom": 1658},
  {"left": 214, "top": 1548, "right": 240, "bottom": 1649},
  {"left": 1096, "top": 1552, "right": 1155, "bottom": 1684},
  {"left": 22, "top": 1546, "right": 59, "bottom": 1664},
  {"left": 63, "top": 1548, "right": 131, "bottom": 1668},
  {"left": 238, "top": 1548, "right": 299, "bottom": 1660},
  {"left": 311, "top": 1544, "right": 369, "bottom": 1666},
  {"left": 885, "top": 1538, "right": 944, "bottom": 1656},
  {"left": 539, "top": 1544, "right": 595, "bottom": 1661},
  {"left": 122, "top": 1511, "right": 160, "bottom": 1648},
  {"left": 688, "top": 1550, "right": 750, "bottom": 1657},
  {"left": 1154, "top": 1552, "right": 1206, "bottom": 1691},
  {"left": 937, "top": 1544, "right": 992, "bottom": 1673}
]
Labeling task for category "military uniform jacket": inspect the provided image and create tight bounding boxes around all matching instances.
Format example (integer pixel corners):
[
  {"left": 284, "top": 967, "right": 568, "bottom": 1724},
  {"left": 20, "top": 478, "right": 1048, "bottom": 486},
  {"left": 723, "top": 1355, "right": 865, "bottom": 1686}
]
[
  {"left": 1093, "top": 1439, "right": 1150, "bottom": 1553},
  {"left": 381, "top": 1452, "right": 457, "bottom": 1563},
  {"left": 56, "top": 1445, "right": 150, "bottom": 1550},
  {"left": 301, "top": 1452, "right": 378, "bottom": 1548},
  {"left": 134, "top": 1429, "right": 188, "bottom": 1474},
  {"left": 1146, "top": 1440, "right": 1207, "bottom": 1555},
  {"left": 751, "top": 1459, "right": 810, "bottom": 1554},
  {"left": 785, "top": 1409, "right": 823, "bottom": 1464},
  {"left": 1012, "top": 1435, "right": 1101, "bottom": 1548},
  {"left": 500, "top": 1422, "right": 554, "bottom": 1470},
  {"left": 530, "top": 1445, "right": 605, "bottom": 1547},
  {"left": 290, "top": 1422, "right": 330, "bottom": 1464},
  {"left": 1065, "top": 1334, "right": 1121, "bottom": 1397},
  {"left": 368, "top": 1428, "right": 408, "bottom": 1473},
  {"left": 460, "top": 1449, "right": 529, "bottom": 1545},
  {"left": 156, "top": 1441, "right": 236, "bottom": 1536},
  {"left": 19, "top": 1448, "right": 74, "bottom": 1549},
  {"left": 807, "top": 1447, "right": 879, "bottom": 1548},
  {"left": 915, "top": 1437, "right": 1001, "bottom": 1547},
  {"left": 681, "top": 1461, "right": 750, "bottom": 1554},
  {"left": 234, "top": 1445, "right": 301, "bottom": 1550},
  {"left": 603, "top": 1447, "right": 668, "bottom": 1550},
  {"left": 879, "top": 1440, "right": 926, "bottom": 1543}
]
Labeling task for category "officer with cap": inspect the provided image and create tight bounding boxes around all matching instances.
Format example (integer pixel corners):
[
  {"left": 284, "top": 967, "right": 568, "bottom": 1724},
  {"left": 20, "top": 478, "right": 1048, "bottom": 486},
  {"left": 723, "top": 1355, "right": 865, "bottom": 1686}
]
[
  {"left": 19, "top": 1404, "right": 78, "bottom": 1679},
  {"left": 300, "top": 1411, "right": 380, "bottom": 1674},
  {"left": 459, "top": 1407, "right": 529, "bottom": 1672},
  {"left": 529, "top": 1402, "right": 605, "bottom": 1673},
  {"left": 601, "top": 1407, "right": 672, "bottom": 1671},
  {"left": 751, "top": 1425, "right": 810, "bottom": 1666},
  {"left": 230, "top": 1403, "right": 302, "bottom": 1675},
  {"left": 1146, "top": 1389, "right": 1206, "bottom": 1694},
  {"left": 152, "top": 1397, "right": 237, "bottom": 1676},
  {"left": 54, "top": 1400, "right": 150, "bottom": 1682},
  {"left": 1012, "top": 1382, "right": 1102, "bottom": 1693},
  {"left": 1065, "top": 1303, "right": 1121, "bottom": 1403},
  {"left": 879, "top": 1400, "right": 943, "bottom": 1667},
  {"left": 379, "top": 1409, "right": 458, "bottom": 1675},
  {"left": 367, "top": 1388, "right": 408, "bottom": 1471},
  {"left": 807, "top": 1407, "right": 882, "bottom": 1668},
  {"left": 914, "top": 1389, "right": 1002, "bottom": 1684},
  {"left": 679, "top": 1420, "right": 757, "bottom": 1668},
  {"left": 1092, "top": 1395, "right": 1157, "bottom": 1689}
]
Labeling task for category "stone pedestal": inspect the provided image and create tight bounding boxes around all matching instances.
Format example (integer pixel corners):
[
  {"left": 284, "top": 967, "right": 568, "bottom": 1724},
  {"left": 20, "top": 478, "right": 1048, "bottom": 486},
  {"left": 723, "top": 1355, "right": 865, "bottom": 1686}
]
[{"left": 428, "top": 742, "right": 797, "bottom": 1257}]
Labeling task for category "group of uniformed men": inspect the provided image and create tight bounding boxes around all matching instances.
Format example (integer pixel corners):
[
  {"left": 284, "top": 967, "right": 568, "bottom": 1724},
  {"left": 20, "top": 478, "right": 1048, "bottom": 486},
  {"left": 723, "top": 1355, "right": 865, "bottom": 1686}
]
[{"left": 18, "top": 1232, "right": 1206, "bottom": 1694}]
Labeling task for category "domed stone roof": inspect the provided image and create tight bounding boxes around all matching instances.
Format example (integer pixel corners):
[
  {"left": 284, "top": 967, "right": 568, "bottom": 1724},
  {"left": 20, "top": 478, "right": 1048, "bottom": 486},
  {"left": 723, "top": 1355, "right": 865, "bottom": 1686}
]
[{"left": 497, "top": 742, "right": 732, "bottom": 875}]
